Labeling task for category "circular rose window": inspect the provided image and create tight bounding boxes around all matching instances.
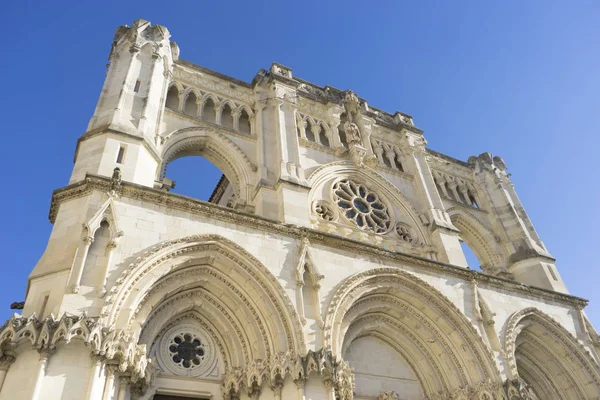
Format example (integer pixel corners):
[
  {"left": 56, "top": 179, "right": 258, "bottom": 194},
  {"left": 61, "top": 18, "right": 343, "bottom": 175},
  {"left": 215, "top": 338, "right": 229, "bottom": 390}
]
[
  {"left": 168, "top": 333, "right": 206, "bottom": 369},
  {"left": 332, "top": 179, "right": 391, "bottom": 233},
  {"left": 158, "top": 323, "right": 218, "bottom": 377}
]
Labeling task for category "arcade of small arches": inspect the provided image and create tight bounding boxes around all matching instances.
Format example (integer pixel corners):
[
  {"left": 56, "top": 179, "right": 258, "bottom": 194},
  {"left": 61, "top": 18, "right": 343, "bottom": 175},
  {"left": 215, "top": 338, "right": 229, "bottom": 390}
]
[{"left": 165, "top": 83, "right": 254, "bottom": 135}]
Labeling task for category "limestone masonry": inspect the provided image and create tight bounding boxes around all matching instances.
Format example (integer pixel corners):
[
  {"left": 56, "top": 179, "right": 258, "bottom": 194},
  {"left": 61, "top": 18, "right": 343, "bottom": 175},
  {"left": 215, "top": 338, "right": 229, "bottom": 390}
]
[{"left": 1, "top": 19, "right": 599, "bottom": 400}]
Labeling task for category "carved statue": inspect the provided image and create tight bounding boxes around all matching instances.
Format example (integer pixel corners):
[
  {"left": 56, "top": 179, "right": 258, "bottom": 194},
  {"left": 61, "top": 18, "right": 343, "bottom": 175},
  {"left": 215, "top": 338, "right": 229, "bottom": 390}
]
[{"left": 343, "top": 121, "right": 362, "bottom": 144}]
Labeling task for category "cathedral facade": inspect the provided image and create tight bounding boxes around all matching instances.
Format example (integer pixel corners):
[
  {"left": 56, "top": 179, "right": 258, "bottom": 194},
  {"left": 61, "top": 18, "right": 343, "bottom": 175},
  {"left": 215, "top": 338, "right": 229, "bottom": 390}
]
[{"left": 1, "top": 19, "right": 599, "bottom": 400}]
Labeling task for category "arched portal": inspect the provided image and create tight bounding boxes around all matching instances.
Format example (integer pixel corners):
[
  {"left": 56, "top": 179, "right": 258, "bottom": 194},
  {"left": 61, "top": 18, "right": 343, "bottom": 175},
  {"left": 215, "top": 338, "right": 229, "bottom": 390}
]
[
  {"left": 325, "top": 268, "right": 502, "bottom": 399},
  {"left": 100, "top": 234, "right": 306, "bottom": 396},
  {"left": 504, "top": 308, "right": 600, "bottom": 399},
  {"left": 159, "top": 127, "right": 256, "bottom": 208}
]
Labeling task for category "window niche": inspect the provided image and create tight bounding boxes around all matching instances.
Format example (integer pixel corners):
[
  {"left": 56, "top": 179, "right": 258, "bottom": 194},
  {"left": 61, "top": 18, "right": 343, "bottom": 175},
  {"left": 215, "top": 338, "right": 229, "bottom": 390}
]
[{"left": 295, "top": 239, "right": 324, "bottom": 327}]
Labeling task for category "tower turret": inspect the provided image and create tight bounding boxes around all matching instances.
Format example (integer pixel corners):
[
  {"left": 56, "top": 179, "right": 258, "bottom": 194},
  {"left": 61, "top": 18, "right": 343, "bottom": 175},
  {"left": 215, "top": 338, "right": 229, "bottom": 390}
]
[{"left": 70, "top": 19, "right": 178, "bottom": 187}]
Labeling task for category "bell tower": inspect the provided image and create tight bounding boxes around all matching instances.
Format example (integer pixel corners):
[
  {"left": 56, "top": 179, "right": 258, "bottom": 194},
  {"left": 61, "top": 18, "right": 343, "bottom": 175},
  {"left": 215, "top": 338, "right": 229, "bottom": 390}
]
[{"left": 70, "top": 19, "right": 178, "bottom": 187}]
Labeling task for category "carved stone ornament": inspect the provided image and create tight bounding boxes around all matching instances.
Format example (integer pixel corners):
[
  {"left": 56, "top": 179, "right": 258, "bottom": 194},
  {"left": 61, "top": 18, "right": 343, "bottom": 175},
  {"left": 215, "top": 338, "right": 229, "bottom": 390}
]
[
  {"left": 395, "top": 222, "right": 417, "bottom": 244},
  {"left": 378, "top": 391, "right": 399, "bottom": 400},
  {"left": 313, "top": 200, "right": 338, "bottom": 222},
  {"left": 343, "top": 121, "right": 361, "bottom": 144}
]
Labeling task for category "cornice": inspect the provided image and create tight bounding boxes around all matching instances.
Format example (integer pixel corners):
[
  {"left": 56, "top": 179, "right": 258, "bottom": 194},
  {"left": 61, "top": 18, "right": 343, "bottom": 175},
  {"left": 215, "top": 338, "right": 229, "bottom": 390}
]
[{"left": 48, "top": 174, "right": 588, "bottom": 309}]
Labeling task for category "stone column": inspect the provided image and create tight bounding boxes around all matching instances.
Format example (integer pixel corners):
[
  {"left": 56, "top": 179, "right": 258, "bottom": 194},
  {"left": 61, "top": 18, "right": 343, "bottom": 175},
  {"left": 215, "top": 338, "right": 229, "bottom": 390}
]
[
  {"left": 102, "top": 365, "right": 117, "bottom": 400},
  {"left": 86, "top": 355, "right": 105, "bottom": 400},
  {"left": 232, "top": 109, "right": 241, "bottom": 131},
  {"left": 117, "top": 375, "right": 130, "bottom": 400},
  {"left": 271, "top": 383, "right": 283, "bottom": 400},
  {"left": 0, "top": 355, "right": 15, "bottom": 392},
  {"left": 98, "top": 240, "right": 118, "bottom": 297},
  {"left": 31, "top": 349, "right": 54, "bottom": 400},
  {"left": 70, "top": 235, "right": 94, "bottom": 293},
  {"left": 294, "top": 378, "right": 306, "bottom": 400},
  {"left": 323, "top": 379, "right": 336, "bottom": 400}
]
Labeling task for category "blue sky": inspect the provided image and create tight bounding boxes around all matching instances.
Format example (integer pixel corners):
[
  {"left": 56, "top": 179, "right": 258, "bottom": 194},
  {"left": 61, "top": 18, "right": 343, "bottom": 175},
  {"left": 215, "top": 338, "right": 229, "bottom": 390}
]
[{"left": 0, "top": 1, "right": 598, "bottom": 326}]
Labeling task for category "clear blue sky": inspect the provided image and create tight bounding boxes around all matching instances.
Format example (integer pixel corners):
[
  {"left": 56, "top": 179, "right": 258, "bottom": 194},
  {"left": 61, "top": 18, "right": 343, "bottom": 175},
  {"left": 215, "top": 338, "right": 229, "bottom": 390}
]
[{"left": 1, "top": 1, "right": 598, "bottom": 326}]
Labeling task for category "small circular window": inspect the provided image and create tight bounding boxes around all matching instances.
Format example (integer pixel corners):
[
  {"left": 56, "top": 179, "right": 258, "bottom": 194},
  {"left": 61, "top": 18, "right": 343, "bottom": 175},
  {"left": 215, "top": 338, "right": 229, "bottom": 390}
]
[
  {"left": 332, "top": 179, "right": 391, "bottom": 233},
  {"left": 168, "top": 333, "right": 206, "bottom": 369},
  {"left": 158, "top": 323, "right": 218, "bottom": 377}
]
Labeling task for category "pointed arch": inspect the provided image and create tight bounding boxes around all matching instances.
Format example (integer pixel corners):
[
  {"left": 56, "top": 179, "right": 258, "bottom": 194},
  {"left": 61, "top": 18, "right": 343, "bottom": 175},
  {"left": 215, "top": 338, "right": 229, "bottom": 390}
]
[
  {"left": 324, "top": 267, "right": 501, "bottom": 398},
  {"left": 100, "top": 234, "right": 306, "bottom": 362},
  {"left": 308, "top": 162, "right": 429, "bottom": 244},
  {"left": 447, "top": 208, "right": 505, "bottom": 271},
  {"left": 504, "top": 307, "right": 600, "bottom": 399},
  {"left": 159, "top": 127, "right": 256, "bottom": 206},
  {"left": 165, "top": 82, "right": 182, "bottom": 111},
  {"left": 82, "top": 197, "right": 123, "bottom": 242}
]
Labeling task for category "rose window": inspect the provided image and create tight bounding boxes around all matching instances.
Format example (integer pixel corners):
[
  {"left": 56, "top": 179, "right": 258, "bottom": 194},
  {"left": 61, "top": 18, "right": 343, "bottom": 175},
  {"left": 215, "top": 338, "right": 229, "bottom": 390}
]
[
  {"left": 168, "top": 333, "right": 206, "bottom": 369},
  {"left": 332, "top": 179, "right": 391, "bottom": 233}
]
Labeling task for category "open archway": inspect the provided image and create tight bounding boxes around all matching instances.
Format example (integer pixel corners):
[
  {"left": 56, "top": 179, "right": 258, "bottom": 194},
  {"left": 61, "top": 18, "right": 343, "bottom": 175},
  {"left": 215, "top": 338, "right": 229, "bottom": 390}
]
[
  {"left": 504, "top": 308, "right": 600, "bottom": 399},
  {"left": 324, "top": 268, "right": 502, "bottom": 399},
  {"left": 159, "top": 127, "right": 256, "bottom": 210}
]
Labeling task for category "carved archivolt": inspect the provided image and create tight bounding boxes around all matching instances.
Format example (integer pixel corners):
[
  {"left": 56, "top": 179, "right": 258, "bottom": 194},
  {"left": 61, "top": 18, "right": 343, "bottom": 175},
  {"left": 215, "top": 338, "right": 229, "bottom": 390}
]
[
  {"left": 101, "top": 234, "right": 306, "bottom": 358},
  {"left": 447, "top": 208, "right": 507, "bottom": 274},
  {"left": 325, "top": 268, "right": 502, "bottom": 398},
  {"left": 159, "top": 127, "right": 256, "bottom": 205},
  {"left": 503, "top": 307, "right": 600, "bottom": 399}
]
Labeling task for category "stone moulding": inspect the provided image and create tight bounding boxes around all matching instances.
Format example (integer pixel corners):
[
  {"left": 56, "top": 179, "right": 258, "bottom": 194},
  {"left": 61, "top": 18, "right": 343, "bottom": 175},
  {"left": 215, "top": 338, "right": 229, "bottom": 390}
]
[{"left": 47, "top": 174, "right": 588, "bottom": 309}]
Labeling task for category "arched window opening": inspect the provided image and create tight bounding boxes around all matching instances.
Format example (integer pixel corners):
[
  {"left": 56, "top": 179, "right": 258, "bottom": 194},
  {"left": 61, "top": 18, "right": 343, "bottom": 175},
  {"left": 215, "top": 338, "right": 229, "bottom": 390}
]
[
  {"left": 318, "top": 125, "right": 329, "bottom": 147},
  {"left": 165, "top": 156, "right": 229, "bottom": 203},
  {"left": 469, "top": 192, "right": 479, "bottom": 208},
  {"left": 382, "top": 152, "right": 393, "bottom": 168},
  {"left": 202, "top": 98, "right": 216, "bottom": 123},
  {"left": 460, "top": 239, "right": 482, "bottom": 271},
  {"left": 301, "top": 266, "right": 318, "bottom": 320},
  {"left": 221, "top": 104, "right": 234, "bottom": 130},
  {"left": 394, "top": 152, "right": 404, "bottom": 172},
  {"left": 81, "top": 220, "right": 111, "bottom": 287},
  {"left": 305, "top": 122, "right": 316, "bottom": 142},
  {"left": 239, "top": 110, "right": 251, "bottom": 134},
  {"left": 338, "top": 113, "right": 349, "bottom": 148},
  {"left": 165, "top": 86, "right": 180, "bottom": 111},
  {"left": 184, "top": 92, "right": 198, "bottom": 117}
]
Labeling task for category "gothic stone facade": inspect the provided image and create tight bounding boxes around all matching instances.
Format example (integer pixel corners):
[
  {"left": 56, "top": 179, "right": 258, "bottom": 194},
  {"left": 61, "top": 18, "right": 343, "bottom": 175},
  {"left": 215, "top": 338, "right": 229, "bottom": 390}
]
[{"left": 1, "top": 19, "right": 599, "bottom": 400}]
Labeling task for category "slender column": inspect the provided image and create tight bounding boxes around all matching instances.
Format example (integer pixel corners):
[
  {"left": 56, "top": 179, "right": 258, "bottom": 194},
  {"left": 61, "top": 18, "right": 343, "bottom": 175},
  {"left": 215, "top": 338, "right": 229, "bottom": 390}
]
[
  {"left": 0, "top": 355, "right": 15, "bottom": 393},
  {"left": 102, "top": 365, "right": 117, "bottom": 400},
  {"left": 294, "top": 378, "right": 306, "bottom": 400},
  {"left": 232, "top": 110, "right": 241, "bottom": 131},
  {"left": 447, "top": 180, "right": 461, "bottom": 203},
  {"left": 385, "top": 149, "right": 396, "bottom": 169},
  {"left": 98, "top": 241, "right": 118, "bottom": 297},
  {"left": 215, "top": 103, "right": 223, "bottom": 125},
  {"left": 117, "top": 375, "right": 130, "bottom": 400},
  {"left": 70, "top": 236, "right": 94, "bottom": 293},
  {"left": 86, "top": 355, "right": 104, "bottom": 400},
  {"left": 311, "top": 124, "right": 321, "bottom": 144},
  {"left": 323, "top": 379, "right": 336, "bottom": 400},
  {"left": 271, "top": 383, "right": 283, "bottom": 400},
  {"left": 31, "top": 349, "right": 54, "bottom": 400}
]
